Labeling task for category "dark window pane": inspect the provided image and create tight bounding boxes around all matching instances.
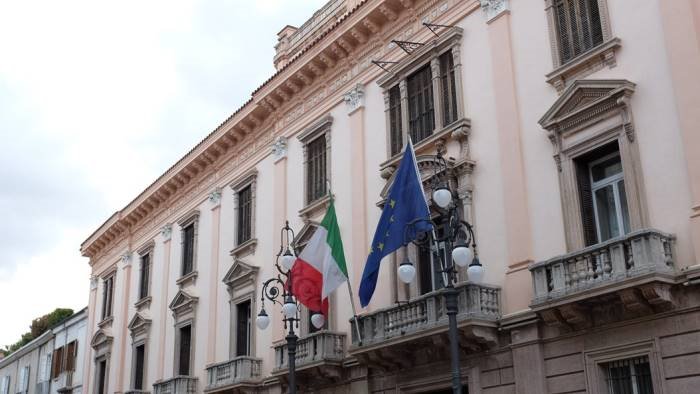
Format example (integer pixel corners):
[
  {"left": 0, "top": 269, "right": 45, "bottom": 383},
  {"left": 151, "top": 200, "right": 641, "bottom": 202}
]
[
  {"left": 134, "top": 344, "right": 145, "bottom": 390},
  {"left": 407, "top": 65, "right": 435, "bottom": 144},
  {"left": 554, "top": 0, "right": 604, "bottom": 64},
  {"left": 236, "top": 301, "right": 251, "bottom": 356},
  {"left": 139, "top": 253, "right": 150, "bottom": 299},
  {"left": 237, "top": 186, "right": 253, "bottom": 245},
  {"left": 97, "top": 360, "right": 107, "bottom": 394},
  {"left": 440, "top": 50, "right": 459, "bottom": 126},
  {"left": 604, "top": 356, "right": 653, "bottom": 394},
  {"left": 178, "top": 325, "right": 192, "bottom": 376},
  {"left": 182, "top": 224, "right": 195, "bottom": 276},
  {"left": 389, "top": 85, "right": 403, "bottom": 156},
  {"left": 306, "top": 136, "right": 327, "bottom": 203}
]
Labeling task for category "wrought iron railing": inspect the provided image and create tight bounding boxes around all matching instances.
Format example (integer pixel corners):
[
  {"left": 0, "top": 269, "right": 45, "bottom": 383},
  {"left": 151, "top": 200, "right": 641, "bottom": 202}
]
[
  {"left": 205, "top": 356, "right": 262, "bottom": 390},
  {"left": 273, "top": 331, "right": 346, "bottom": 372},
  {"left": 152, "top": 376, "right": 197, "bottom": 394},
  {"left": 530, "top": 229, "right": 675, "bottom": 305},
  {"left": 351, "top": 283, "right": 501, "bottom": 346}
]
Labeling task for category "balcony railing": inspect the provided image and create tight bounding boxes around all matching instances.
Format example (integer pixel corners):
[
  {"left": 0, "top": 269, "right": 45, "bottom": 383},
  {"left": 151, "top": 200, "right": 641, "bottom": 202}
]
[
  {"left": 273, "top": 331, "right": 346, "bottom": 372},
  {"left": 205, "top": 356, "right": 262, "bottom": 391},
  {"left": 55, "top": 371, "right": 73, "bottom": 392},
  {"left": 351, "top": 283, "right": 501, "bottom": 347},
  {"left": 530, "top": 229, "right": 675, "bottom": 306},
  {"left": 35, "top": 381, "right": 50, "bottom": 394},
  {"left": 153, "top": 376, "right": 197, "bottom": 394}
]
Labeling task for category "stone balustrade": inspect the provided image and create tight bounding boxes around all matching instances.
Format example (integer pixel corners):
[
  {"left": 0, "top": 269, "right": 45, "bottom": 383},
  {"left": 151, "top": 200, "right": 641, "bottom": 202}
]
[
  {"left": 273, "top": 331, "right": 346, "bottom": 372},
  {"left": 205, "top": 356, "right": 261, "bottom": 390},
  {"left": 153, "top": 376, "right": 197, "bottom": 394},
  {"left": 530, "top": 229, "right": 675, "bottom": 306},
  {"left": 351, "top": 283, "right": 501, "bottom": 346}
]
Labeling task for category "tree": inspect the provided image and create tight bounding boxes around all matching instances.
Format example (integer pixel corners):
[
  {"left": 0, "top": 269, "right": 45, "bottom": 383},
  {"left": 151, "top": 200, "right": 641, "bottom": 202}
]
[{"left": 3, "top": 308, "right": 74, "bottom": 355}]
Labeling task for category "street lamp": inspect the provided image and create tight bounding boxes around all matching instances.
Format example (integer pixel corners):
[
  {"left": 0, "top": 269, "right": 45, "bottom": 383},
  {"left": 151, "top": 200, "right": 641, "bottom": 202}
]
[
  {"left": 399, "top": 151, "right": 483, "bottom": 394},
  {"left": 255, "top": 221, "right": 308, "bottom": 394}
]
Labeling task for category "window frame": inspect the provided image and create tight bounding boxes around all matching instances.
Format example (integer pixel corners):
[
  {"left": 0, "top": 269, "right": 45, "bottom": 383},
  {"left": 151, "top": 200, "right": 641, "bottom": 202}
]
[
  {"left": 100, "top": 269, "right": 116, "bottom": 323},
  {"left": 588, "top": 152, "right": 629, "bottom": 242},
  {"left": 176, "top": 210, "right": 200, "bottom": 287},
  {"left": 377, "top": 28, "right": 465, "bottom": 160},
  {"left": 230, "top": 169, "right": 258, "bottom": 258},
  {"left": 131, "top": 341, "right": 147, "bottom": 391},
  {"left": 298, "top": 115, "right": 333, "bottom": 219},
  {"left": 175, "top": 322, "right": 194, "bottom": 376},
  {"left": 136, "top": 242, "right": 154, "bottom": 305},
  {"left": 584, "top": 341, "right": 662, "bottom": 394},
  {"left": 223, "top": 260, "right": 258, "bottom": 359}
]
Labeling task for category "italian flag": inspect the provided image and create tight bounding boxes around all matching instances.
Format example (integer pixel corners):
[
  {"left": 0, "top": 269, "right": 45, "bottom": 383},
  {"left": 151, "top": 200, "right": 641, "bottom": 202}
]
[{"left": 291, "top": 200, "right": 348, "bottom": 316}]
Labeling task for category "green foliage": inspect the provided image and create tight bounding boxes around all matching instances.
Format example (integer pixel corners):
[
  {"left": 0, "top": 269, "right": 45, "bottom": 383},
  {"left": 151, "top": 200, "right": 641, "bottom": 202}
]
[{"left": 2, "top": 308, "right": 73, "bottom": 356}]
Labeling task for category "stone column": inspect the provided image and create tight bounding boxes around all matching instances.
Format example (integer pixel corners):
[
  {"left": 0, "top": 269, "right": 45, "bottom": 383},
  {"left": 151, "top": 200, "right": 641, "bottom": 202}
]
[
  {"left": 206, "top": 189, "right": 222, "bottom": 364},
  {"left": 481, "top": 0, "right": 534, "bottom": 313},
  {"left": 271, "top": 136, "right": 288, "bottom": 343},
  {"left": 344, "top": 84, "right": 368, "bottom": 311},
  {"left": 659, "top": 0, "right": 700, "bottom": 266},
  {"left": 116, "top": 252, "right": 132, "bottom": 392},
  {"left": 431, "top": 57, "right": 444, "bottom": 131},
  {"left": 157, "top": 224, "right": 173, "bottom": 379}
]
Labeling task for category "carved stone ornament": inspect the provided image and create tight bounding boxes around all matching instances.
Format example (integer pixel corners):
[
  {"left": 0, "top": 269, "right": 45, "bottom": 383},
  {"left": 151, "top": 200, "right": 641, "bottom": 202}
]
[
  {"left": 169, "top": 289, "right": 198, "bottom": 318},
  {"left": 343, "top": 84, "right": 365, "bottom": 114},
  {"left": 160, "top": 224, "right": 173, "bottom": 241},
  {"left": 128, "top": 313, "right": 152, "bottom": 338},
  {"left": 120, "top": 251, "right": 132, "bottom": 265},
  {"left": 208, "top": 188, "right": 222, "bottom": 206},
  {"left": 90, "top": 275, "right": 99, "bottom": 290},
  {"left": 271, "top": 136, "right": 288, "bottom": 162},
  {"left": 480, "top": 0, "right": 508, "bottom": 22}
]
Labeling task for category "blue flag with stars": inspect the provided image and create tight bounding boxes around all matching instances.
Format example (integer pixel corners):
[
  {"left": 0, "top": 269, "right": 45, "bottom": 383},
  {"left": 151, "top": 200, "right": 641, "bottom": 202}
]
[{"left": 359, "top": 139, "right": 432, "bottom": 307}]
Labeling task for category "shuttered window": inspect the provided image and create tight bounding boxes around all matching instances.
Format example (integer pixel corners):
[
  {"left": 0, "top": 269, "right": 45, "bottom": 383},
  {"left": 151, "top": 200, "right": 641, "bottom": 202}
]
[
  {"left": 237, "top": 186, "right": 253, "bottom": 245},
  {"left": 407, "top": 65, "right": 435, "bottom": 144},
  {"left": 306, "top": 136, "right": 327, "bottom": 203},
  {"left": 138, "top": 253, "right": 150, "bottom": 300},
  {"left": 101, "top": 276, "right": 114, "bottom": 320},
  {"left": 51, "top": 347, "right": 64, "bottom": 379},
  {"left": 554, "top": 0, "right": 604, "bottom": 64},
  {"left": 440, "top": 50, "right": 459, "bottom": 126},
  {"left": 65, "top": 341, "right": 77, "bottom": 372},
  {"left": 182, "top": 224, "right": 195, "bottom": 276},
  {"left": 388, "top": 85, "right": 403, "bottom": 156}
]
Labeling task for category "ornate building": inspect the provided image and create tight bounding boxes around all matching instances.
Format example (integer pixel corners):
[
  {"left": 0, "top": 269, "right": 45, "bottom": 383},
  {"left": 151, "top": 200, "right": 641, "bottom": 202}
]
[{"left": 80, "top": 0, "right": 700, "bottom": 393}]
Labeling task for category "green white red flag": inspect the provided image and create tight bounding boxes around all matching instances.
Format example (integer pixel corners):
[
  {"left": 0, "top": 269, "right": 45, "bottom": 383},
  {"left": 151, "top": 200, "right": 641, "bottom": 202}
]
[{"left": 291, "top": 199, "right": 348, "bottom": 316}]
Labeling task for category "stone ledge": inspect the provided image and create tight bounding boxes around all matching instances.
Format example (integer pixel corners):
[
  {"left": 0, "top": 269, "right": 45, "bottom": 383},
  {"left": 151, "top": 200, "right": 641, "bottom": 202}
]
[{"left": 546, "top": 38, "right": 622, "bottom": 93}]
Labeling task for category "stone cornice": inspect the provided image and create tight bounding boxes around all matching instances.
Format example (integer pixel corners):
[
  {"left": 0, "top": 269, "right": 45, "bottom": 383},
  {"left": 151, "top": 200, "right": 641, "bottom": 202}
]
[{"left": 81, "top": 0, "right": 480, "bottom": 261}]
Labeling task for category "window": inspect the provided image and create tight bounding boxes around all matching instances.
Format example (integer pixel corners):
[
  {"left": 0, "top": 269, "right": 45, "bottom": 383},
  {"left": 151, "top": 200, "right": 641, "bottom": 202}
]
[
  {"left": 0, "top": 376, "right": 9, "bottom": 394},
  {"left": 440, "top": 50, "right": 459, "bottom": 127},
  {"left": 182, "top": 223, "right": 195, "bottom": 276},
  {"left": 17, "top": 366, "right": 29, "bottom": 393},
  {"left": 407, "top": 65, "right": 435, "bottom": 144},
  {"left": 553, "top": 0, "right": 604, "bottom": 64},
  {"left": 603, "top": 356, "right": 653, "bottom": 394},
  {"left": 65, "top": 341, "right": 77, "bottom": 372},
  {"left": 235, "top": 300, "right": 251, "bottom": 356},
  {"left": 574, "top": 144, "right": 630, "bottom": 246},
  {"left": 138, "top": 252, "right": 151, "bottom": 300},
  {"left": 97, "top": 360, "right": 107, "bottom": 394},
  {"left": 133, "top": 344, "right": 145, "bottom": 390},
  {"left": 418, "top": 239, "right": 449, "bottom": 295},
  {"left": 306, "top": 135, "right": 328, "bottom": 203},
  {"left": 177, "top": 325, "right": 192, "bottom": 376},
  {"left": 237, "top": 186, "right": 253, "bottom": 245},
  {"left": 51, "top": 347, "right": 64, "bottom": 379},
  {"left": 101, "top": 275, "right": 114, "bottom": 321},
  {"left": 307, "top": 307, "right": 328, "bottom": 334},
  {"left": 388, "top": 85, "right": 403, "bottom": 156}
]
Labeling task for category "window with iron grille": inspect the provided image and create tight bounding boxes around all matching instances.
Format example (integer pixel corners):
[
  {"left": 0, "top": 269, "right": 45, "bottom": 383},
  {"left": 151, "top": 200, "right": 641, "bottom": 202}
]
[
  {"left": 182, "top": 223, "right": 195, "bottom": 276},
  {"left": 440, "top": 50, "right": 459, "bottom": 126},
  {"left": 603, "top": 356, "right": 654, "bottom": 394},
  {"left": 407, "top": 65, "right": 435, "bottom": 144},
  {"left": 138, "top": 252, "right": 150, "bottom": 300},
  {"left": 554, "top": 0, "right": 604, "bottom": 64},
  {"left": 237, "top": 185, "right": 253, "bottom": 245},
  {"left": 101, "top": 275, "right": 114, "bottom": 320},
  {"left": 388, "top": 85, "right": 403, "bottom": 156},
  {"left": 306, "top": 135, "right": 327, "bottom": 203}
]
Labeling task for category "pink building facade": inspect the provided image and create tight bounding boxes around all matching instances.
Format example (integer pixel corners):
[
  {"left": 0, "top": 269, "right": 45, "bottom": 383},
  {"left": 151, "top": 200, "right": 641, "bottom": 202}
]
[{"left": 80, "top": 0, "right": 700, "bottom": 393}]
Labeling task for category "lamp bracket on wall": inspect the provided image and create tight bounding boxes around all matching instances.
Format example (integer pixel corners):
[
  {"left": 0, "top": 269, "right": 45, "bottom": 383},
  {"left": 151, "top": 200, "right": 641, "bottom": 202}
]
[
  {"left": 422, "top": 22, "right": 456, "bottom": 37},
  {"left": 392, "top": 40, "right": 425, "bottom": 55},
  {"left": 371, "top": 59, "right": 399, "bottom": 73}
]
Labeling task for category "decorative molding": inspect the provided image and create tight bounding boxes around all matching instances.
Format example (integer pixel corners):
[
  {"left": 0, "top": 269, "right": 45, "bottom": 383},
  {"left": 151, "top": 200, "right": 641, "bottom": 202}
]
[
  {"left": 208, "top": 188, "right": 222, "bottom": 207},
  {"left": 169, "top": 289, "right": 198, "bottom": 319},
  {"left": 128, "top": 313, "right": 152, "bottom": 339},
  {"left": 480, "top": 0, "right": 508, "bottom": 23},
  {"left": 271, "top": 136, "right": 288, "bottom": 162},
  {"left": 120, "top": 251, "right": 132, "bottom": 265},
  {"left": 134, "top": 296, "right": 152, "bottom": 311},
  {"left": 160, "top": 224, "right": 173, "bottom": 241},
  {"left": 222, "top": 259, "right": 259, "bottom": 295},
  {"left": 175, "top": 270, "right": 198, "bottom": 288},
  {"left": 90, "top": 275, "right": 99, "bottom": 290},
  {"left": 343, "top": 84, "right": 365, "bottom": 114},
  {"left": 230, "top": 238, "right": 258, "bottom": 259},
  {"left": 546, "top": 38, "right": 621, "bottom": 92},
  {"left": 91, "top": 329, "right": 114, "bottom": 351}
]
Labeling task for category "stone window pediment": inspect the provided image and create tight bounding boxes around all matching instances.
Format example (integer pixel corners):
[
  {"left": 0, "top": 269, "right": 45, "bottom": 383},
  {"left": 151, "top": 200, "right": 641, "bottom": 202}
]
[
  {"left": 292, "top": 221, "right": 320, "bottom": 254},
  {"left": 91, "top": 329, "right": 113, "bottom": 351},
  {"left": 169, "top": 289, "right": 198, "bottom": 319},
  {"left": 222, "top": 259, "right": 259, "bottom": 293},
  {"left": 128, "top": 313, "right": 152, "bottom": 339}
]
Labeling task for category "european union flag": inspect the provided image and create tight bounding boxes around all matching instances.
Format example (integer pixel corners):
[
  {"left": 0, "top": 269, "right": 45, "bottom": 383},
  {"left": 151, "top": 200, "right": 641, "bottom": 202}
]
[{"left": 359, "top": 139, "right": 432, "bottom": 307}]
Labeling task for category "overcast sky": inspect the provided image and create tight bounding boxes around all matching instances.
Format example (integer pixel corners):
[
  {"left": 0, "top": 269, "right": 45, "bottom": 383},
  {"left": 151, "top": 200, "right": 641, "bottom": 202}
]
[{"left": 0, "top": 0, "right": 326, "bottom": 347}]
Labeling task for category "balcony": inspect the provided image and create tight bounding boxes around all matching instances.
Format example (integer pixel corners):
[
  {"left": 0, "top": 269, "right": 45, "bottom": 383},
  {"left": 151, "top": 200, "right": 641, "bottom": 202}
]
[
  {"left": 153, "top": 376, "right": 197, "bottom": 394},
  {"left": 529, "top": 229, "right": 677, "bottom": 327},
  {"left": 35, "top": 381, "right": 50, "bottom": 394},
  {"left": 204, "top": 356, "right": 262, "bottom": 392},
  {"left": 273, "top": 331, "right": 346, "bottom": 383},
  {"left": 55, "top": 371, "right": 73, "bottom": 393},
  {"left": 350, "top": 283, "right": 501, "bottom": 368}
]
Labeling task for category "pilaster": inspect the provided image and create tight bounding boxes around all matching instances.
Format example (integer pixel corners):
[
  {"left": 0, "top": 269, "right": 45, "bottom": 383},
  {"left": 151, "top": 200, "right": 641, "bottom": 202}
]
[
  {"left": 207, "top": 189, "right": 222, "bottom": 364},
  {"left": 272, "top": 137, "right": 288, "bottom": 344},
  {"left": 157, "top": 224, "right": 172, "bottom": 380}
]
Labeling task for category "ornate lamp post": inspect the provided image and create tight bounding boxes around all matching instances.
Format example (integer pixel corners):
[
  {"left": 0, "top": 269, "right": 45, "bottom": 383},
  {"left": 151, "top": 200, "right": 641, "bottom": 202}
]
[
  {"left": 398, "top": 151, "right": 484, "bottom": 394},
  {"left": 254, "top": 221, "right": 324, "bottom": 394}
]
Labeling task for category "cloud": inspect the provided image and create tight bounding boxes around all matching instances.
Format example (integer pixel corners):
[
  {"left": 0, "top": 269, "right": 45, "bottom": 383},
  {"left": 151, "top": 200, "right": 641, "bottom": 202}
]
[{"left": 0, "top": 0, "right": 326, "bottom": 345}]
